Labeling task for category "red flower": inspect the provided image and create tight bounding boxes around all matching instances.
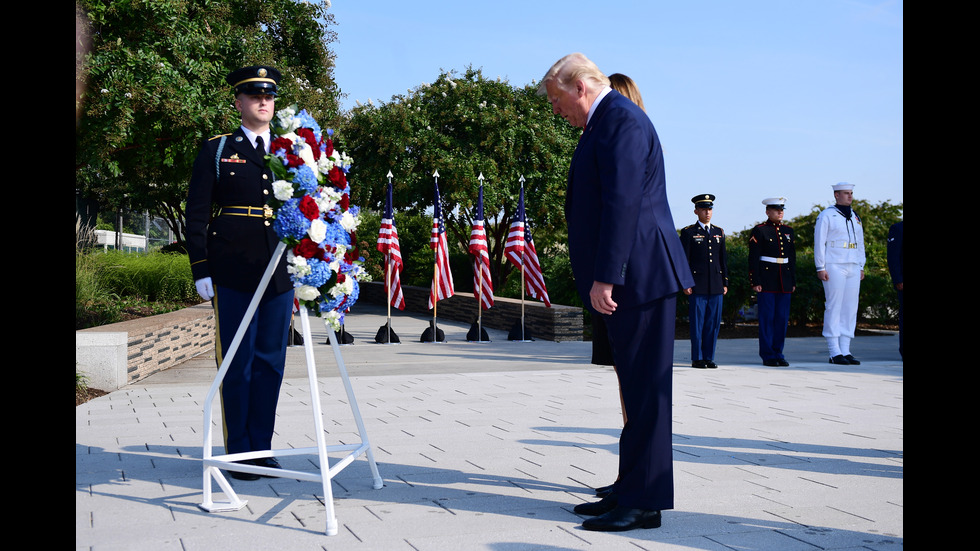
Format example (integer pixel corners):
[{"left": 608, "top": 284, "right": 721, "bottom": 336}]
[
  {"left": 296, "top": 128, "right": 321, "bottom": 160},
  {"left": 298, "top": 195, "right": 319, "bottom": 220},
  {"left": 329, "top": 166, "right": 347, "bottom": 190},
  {"left": 294, "top": 238, "right": 323, "bottom": 259},
  {"left": 270, "top": 136, "right": 293, "bottom": 155},
  {"left": 340, "top": 193, "right": 350, "bottom": 211},
  {"left": 323, "top": 138, "right": 334, "bottom": 158},
  {"left": 283, "top": 153, "right": 304, "bottom": 168}
]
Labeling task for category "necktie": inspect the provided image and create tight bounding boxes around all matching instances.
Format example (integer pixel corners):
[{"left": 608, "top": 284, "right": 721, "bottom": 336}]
[{"left": 255, "top": 136, "right": 265, "bottom": 156}]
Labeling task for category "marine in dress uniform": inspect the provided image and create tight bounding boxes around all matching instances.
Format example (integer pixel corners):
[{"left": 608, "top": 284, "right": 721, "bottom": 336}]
[
  {"left": 748, "top": 197, "right": 796, "bottom": 366},
  {"left": 185, "top": 66, "right": 293, "bottom": 480},
  {"left": 680, "top": 194, "right": 728, "bottom": 368},
  {"left": 814, "top": 182, "right": 866, "bottom": 365}
]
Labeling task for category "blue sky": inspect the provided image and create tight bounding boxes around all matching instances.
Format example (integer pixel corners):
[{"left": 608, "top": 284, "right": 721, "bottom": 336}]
[{"left": 328, "top": 0, "right": 903, "bottom": 233}]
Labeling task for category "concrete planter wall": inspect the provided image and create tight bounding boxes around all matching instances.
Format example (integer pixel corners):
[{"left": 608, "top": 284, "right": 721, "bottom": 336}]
[{"left": 74, "top": 284, "right": 583, "bottom": 391}]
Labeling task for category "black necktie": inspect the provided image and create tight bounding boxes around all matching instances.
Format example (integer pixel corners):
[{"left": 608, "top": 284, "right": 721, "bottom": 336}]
[{"left": 255, "top": 136, "right": 265, "bottom": 156}]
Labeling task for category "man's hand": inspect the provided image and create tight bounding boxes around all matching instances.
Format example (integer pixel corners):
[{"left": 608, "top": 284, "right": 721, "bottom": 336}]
[
  {"left": 195, "top": 277, "right": 214, "bottom": 301},
  {"left": 590, "top": 281, "right": 617, "bottom": 315},
  {"left": 817, "top": 270, "right": 829, "bottom": 281}
]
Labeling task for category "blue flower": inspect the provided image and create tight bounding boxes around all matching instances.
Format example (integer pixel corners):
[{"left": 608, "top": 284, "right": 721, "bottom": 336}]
[
  {"left": 289, "top": 164, "right": 319, "bottom": 194},
  {"left": 272, "top": 199, "right": 311, "bottom": 241},
  {"left": 299, "top": 257, "right": 332, "bottom": 288}
]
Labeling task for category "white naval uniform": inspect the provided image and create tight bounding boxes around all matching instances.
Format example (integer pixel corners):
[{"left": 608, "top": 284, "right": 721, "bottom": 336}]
[{"left": 814, "top": 205, "right": 866, "bottom": 357}]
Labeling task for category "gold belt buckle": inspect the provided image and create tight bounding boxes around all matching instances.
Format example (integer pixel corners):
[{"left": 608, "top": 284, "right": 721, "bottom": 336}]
[{"left": 263, "top": 205, "right": 274, "bottom": 218}]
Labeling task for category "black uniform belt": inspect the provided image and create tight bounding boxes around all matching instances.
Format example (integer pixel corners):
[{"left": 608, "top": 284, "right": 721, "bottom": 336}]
[{"left": 218, "top": 205, "right": 274, "bottom": 219}]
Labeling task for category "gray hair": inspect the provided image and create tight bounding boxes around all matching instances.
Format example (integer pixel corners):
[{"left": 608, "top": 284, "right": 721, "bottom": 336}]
[{"left": 537, "top": 53, "right": 610, "bottom": 95}]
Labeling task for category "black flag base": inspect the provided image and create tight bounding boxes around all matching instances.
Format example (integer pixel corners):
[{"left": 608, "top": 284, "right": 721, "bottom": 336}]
[
  {"left": 420, "top": 320, "right": 446, "bottom": 343},
  {"left": 375, "top": 322, "right": 401, "bottom": 344},
  {"left": 508, "top": 319, "right": 534, "bottom": 341},
  {"left": 288, "top": 327, "right": 305, "bottom": 346},
  {"left": 467, "top": 320, "right": 491, "bottom": 342},
  {"left": 325, "top": 326, "right": 354, "bottom": 345}
]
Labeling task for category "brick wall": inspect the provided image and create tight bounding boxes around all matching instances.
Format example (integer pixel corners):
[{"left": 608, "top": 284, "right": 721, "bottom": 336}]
[{"left": 77, "top": 302, "right": 215, "bottom": 387}]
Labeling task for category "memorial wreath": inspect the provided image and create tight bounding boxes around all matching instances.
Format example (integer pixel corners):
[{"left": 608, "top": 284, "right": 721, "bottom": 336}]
[{"left": 264, "top": 105, "right": 369, "bottom": 330}]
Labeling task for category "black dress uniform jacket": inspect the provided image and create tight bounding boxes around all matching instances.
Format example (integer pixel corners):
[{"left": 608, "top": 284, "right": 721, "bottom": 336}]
[
  {"left": 748, "top": 221, "right": 796, "bottom": 292},
  {"left": 185, "top": 127, "right": 291, "bottom": 295},
  {"left": 680, "top": 223, "right": 729, "bottom": 295}
]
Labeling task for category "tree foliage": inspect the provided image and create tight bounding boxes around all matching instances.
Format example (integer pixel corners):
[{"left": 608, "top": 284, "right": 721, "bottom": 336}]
[
  {"left": 341, "top": 67, "right": 580, "bottom": 292},
  {"left": 75, "top": 0, "right": 340, "bottom": 244}
]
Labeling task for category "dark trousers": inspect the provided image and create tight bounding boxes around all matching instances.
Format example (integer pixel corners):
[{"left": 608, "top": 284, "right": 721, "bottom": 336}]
[
  {"left": 214, "top": 285, "right": 293, "bottom": 455},
  {"left": 897, "top": 290, "right": 903, "bottom": 359},
  {"left": 603, "top": 294, "right": 675, "bottom": 511},
  {"left": 688, "top": 293, "right": 723, "bottom": 361},
  {"left": 757, "top": 292, "right": 791, "bottom": 361}
]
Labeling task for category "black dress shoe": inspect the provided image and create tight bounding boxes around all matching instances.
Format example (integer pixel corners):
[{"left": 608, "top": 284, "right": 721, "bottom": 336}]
[
  {"left": 228, "top": 461, "right": 260, "bottom": 481},
  {"left": 844, "top": 354, "right": 861, "bottom": 365},
  {"left": 251, "top": 457, "right": 282, "bottom": 477},
  {"left": 594, "top": 483, "right": 616, "bottom": 498},
  {"left": 582, "top": 506, "right": 662, "bottom": 531},
  {"left": 573, "top": 495, "right": 617, "bottom": 516},
  {"left": 692, "top": 360, "right": 707, "bottom": 368},
  {"left": 706, "top": 360, "right": 718, "bottom": 368},
  {"left": 829, "top": 355, "right": 849, "bottom": 365},
  {"left": 763, "top": 359, "right": 780, "bottom": 367}
]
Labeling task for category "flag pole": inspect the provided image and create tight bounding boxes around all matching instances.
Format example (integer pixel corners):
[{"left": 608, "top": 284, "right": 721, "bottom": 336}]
[
  {"left": 385, "top": 171, "right": 393, "bottom": 343},
  {"left": 477, "top": 174, "right": 484, "bottom": 340}
]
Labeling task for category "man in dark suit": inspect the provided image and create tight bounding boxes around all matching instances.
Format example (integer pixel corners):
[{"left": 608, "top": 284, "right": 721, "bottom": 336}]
[
  {"left": 748, "top": 198, "right": 796, "bottom": 366},
  {"left": 185, "top": 65, "right": 293, "bottom": 480},
  {"left": 887, "top": 221, "right": 903, "bottom": 359},
  {"left": 540, "top": 53, "right": 694, "bottom": 532},
  {"left": 680, "top": 194, "right": 728, "bottom": 369}
]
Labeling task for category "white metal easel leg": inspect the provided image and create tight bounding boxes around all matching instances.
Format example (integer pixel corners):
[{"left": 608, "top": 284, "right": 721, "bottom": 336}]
[{"left": 199, "top": 243, "right": 383, "bottom": 535}]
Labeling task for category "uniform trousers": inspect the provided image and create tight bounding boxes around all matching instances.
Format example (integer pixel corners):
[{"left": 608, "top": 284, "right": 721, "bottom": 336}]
[
  {"left": 757, "top": 292, "right": 791, "bottom": 361},
  {"left": 214, "top": 284, "right": 293, "bottom": 455},
  {"left": 820, "top": 263, "right": 861, "bottom": 355},
  {"left": 602, "top": 294, "right": 675, "bottom": 512},
  {"left": 688, "top": 293, "right": 723, "bottom": 362}
]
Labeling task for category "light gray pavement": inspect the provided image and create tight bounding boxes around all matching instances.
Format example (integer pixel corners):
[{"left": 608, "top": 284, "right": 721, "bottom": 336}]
[{"left": 77, "top": 303, "right": 903, "bottom": 550}]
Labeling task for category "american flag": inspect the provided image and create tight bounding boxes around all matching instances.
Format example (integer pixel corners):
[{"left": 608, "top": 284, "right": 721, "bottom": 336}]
[
  {"left": 428, "top": 179, "right": 455, "bottom": 309},
  {"left": 376, "top": 180, "right": 405, "bottom": 310},
  {"left": 504, "top": 186, "right": 551, "bottom": 307},
  {"left": 468, "top": 184, "right": 494, "bottom": 310}
]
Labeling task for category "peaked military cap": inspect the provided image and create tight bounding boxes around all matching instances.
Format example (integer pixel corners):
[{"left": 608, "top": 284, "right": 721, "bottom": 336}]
[
  {"left": 226, "top": 65, "right": 281, "bottom": 96},
  {"left": 691, "top": 194, "right": 715, "bottom": 208},
  {"left": 762, "top": 197, "right": 787, "bottom": 210}
]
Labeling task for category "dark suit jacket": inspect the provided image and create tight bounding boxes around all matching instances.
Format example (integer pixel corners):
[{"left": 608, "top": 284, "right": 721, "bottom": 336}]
[
  {"left": 565, "top": 89, "right": 693, "bottom": 309},
  {"left": 680, "top": 223, "right": 728, "bottom": 295},
  {"left": 185, "top": 127, "right": 292, "bottom": 295},
  {"left": 887, "top": 221, "right": 903, "bottom": 286}
]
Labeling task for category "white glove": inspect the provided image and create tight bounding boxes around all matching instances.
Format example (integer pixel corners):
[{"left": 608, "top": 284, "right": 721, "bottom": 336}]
[{"left": 195, "top": 277, "right": 214, "bottom": 301}]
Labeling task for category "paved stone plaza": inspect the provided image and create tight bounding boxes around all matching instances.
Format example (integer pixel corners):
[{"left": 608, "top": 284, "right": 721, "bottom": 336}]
[{"left": 76, "top": 303, "right": 902, "bottom": 550}]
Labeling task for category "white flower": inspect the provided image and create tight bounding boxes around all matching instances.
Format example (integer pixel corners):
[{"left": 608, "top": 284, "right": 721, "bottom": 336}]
[
  {"left": 329, "top": 278, "right": 355, "bottom": 298},
  {"left": 316, "top": 187, "right": 341, "bottom": 212},
  {"left": 339, "top": 210, "right": 358, "bottom": 232},
  {"left": 323, "top": 310, "right": 342, "bottom": 330},
  {"left": 308, "top": 218, "right": 326, "bottom": 243},
  {"left": 295, "top": 285, "right": 320, "bottom": 301},
  {"left": 286, "top": 253, "right": 311, "bottom": 277},
  {"left": 272, "top": 180, "right": 294, "bottom": 200}
]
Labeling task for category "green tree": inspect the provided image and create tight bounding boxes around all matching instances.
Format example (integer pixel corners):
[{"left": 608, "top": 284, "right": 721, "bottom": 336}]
[
  {"left": 75, "top": 0, "right": 340, "bottom": 245},
  {"left": 340, "top": 67, "right": 580, "bottom": 293}
]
